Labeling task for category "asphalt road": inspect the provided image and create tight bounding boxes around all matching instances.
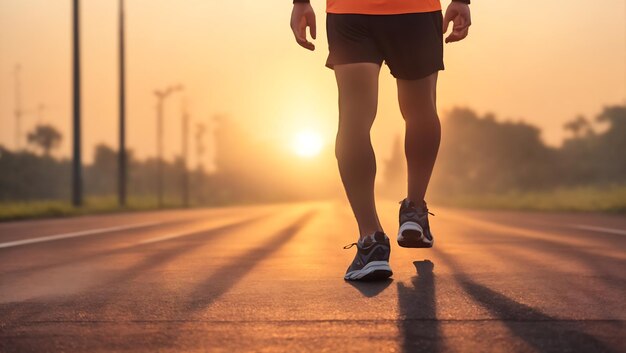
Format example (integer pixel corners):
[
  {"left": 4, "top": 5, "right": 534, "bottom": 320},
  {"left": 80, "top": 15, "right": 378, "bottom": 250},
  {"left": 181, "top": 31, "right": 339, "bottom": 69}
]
[{"left": 1, "top": 201, "right": 624, "bottom": 353}]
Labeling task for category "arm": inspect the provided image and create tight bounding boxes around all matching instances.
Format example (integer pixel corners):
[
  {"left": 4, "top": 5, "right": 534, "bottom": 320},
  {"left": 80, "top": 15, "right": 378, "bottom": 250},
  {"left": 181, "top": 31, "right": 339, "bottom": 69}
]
[
  {"left": 290, "top": 0, "right": 317, "bottom": 51},
  {"left": 443, "top": 0, "right": 472, "bottom": 43}
]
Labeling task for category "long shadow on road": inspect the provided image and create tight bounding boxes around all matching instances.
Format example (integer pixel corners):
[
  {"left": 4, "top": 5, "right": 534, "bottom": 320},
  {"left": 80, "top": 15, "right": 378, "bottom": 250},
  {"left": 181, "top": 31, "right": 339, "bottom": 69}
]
[
  {"left": 397, "top": 260, "right": 441, "bottom": 353},
  {"left": 435, "top": 249, "right": 619, "bottom": 353},
  {"left": 0, "top": 209, "right": 319, "bottom": 352},
  {"left": 4, "top": 210, "right": 317, "bottom": 319},
  {"left": 183, "top": 210, "right": 318, "bottom": 313},
  {"left": 447, "top": 218, "right": 626, "bottom": 290},
  {"left": 0, "top": 214, "right": 271, "bottom": 327},
  {"left": 157, "top": 210, "right": 318, "bottom": 351},
  {"left": 0, "top": 214, "right": 271, "bottom": 277}
]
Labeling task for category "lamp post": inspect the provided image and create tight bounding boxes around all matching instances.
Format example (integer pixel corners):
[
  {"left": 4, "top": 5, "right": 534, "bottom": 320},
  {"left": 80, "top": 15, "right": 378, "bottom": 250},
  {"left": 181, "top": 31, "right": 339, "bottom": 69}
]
[
  {"left": 118, "top": 0, "right": 127, "bottom": 207},
  {"left": 72, "top": 0, "right": 83, "bottom": 207},
  {"left": 154, "top": 85, "right": 183, "bottom": 207},
  {"left": 181, "top": 99, "right": 190, "bottom": 207}
]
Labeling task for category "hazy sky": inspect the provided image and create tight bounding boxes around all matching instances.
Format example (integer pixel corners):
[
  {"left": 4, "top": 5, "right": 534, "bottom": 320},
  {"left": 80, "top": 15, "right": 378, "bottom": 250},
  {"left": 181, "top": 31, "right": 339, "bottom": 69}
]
[{"left": 1, "top": 0, "right": 625, "bottom": 165}]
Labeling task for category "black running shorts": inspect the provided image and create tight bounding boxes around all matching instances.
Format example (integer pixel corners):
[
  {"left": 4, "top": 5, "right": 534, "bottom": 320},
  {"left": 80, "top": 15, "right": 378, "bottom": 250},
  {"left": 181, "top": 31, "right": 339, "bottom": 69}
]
[{"left": 325, "top": 11, "right": 444, "bottom": 80}]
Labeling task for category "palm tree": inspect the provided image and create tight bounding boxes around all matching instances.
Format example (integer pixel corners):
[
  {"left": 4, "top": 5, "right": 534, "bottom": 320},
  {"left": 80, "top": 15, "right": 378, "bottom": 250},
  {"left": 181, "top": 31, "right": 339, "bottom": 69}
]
[{"left": 27, "top": 124, "right": 62, "bottom": 157}]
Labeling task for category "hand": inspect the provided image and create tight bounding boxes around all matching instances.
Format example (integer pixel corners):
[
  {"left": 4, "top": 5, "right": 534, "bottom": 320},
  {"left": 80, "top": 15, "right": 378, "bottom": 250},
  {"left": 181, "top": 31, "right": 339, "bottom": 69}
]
[
  {"left": 290, "top": 3, "right": 317, "bottom": 51},
  {"left": 443, "top": 2, "right": 471, "bottom": 43}
]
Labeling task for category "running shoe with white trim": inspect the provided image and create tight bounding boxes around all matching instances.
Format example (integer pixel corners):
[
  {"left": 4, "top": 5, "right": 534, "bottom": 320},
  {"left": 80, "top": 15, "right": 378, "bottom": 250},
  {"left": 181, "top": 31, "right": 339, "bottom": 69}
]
[
  {"left": 344, "top": 231, "right": 393, "bottom": 281},
  {"left": 397, "top": 198, "right": 434, "bottom": 248}
]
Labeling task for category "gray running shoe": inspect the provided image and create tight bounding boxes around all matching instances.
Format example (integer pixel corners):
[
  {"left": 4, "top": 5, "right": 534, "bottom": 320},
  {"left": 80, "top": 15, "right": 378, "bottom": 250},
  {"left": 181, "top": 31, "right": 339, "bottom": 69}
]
[
  {"left": 397, "top": 198, "right": 434, "bottom": 248},
  {"left": 344, "top": 231, "right": 393, "bottom": 281}
]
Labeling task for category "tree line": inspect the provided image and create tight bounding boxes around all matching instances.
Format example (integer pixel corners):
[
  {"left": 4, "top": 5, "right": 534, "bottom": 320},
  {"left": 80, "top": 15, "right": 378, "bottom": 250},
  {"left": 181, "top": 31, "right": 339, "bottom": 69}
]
[
  {"left": 383, "top": 104, "right": 626, "bottom": 197},
  {"left": 0, "top": 116, "right": 341, "bottom": 204},
  {"left": 1, "top": 104, "right": 624, "bottom": 204}
]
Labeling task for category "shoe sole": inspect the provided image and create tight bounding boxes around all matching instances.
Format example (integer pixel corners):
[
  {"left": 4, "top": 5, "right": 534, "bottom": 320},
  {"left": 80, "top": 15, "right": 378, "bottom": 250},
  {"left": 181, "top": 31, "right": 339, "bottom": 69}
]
[
  {"left": 397, "top": 222, "right": 433, "bottom": 248},
  {"left": 344, "top": 261, "right": 393, "bottom": 281}
]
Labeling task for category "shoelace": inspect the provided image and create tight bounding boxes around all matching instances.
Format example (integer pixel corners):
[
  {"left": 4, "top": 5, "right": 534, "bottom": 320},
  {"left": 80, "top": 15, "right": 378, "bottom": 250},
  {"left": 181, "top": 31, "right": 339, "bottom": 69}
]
[
  {"left": 344, "top": 235, "right": 382, "bottom": 249},
  {"left": 399, "top": 200, "right": 435, "bottom": 216}
]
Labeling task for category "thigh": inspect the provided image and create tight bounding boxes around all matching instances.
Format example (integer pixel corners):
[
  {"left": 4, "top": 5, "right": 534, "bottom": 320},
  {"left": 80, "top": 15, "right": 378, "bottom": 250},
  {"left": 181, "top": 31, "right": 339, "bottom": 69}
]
[
  {"left": 334, "top": 63, "right": 381, "bottom": 129},
  {"left": 397, "top": 72, "right": 438, "bottom": 119}
]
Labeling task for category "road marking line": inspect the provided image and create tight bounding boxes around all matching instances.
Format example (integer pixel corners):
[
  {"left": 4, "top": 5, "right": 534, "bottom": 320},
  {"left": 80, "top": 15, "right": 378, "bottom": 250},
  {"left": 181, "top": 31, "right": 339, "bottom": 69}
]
[
  {"left": 571, "top": 224, "right": 626, "bottom": 236},
  {"left": 0, "top": 222, "right": 163, "bottom": 249}
]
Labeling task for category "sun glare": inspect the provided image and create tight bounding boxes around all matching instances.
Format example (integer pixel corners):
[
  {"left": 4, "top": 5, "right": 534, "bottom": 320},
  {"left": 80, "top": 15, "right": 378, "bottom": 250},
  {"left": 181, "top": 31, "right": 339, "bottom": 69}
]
[{"left": 292, "top": 130, "right": 324, "bottom": 157}]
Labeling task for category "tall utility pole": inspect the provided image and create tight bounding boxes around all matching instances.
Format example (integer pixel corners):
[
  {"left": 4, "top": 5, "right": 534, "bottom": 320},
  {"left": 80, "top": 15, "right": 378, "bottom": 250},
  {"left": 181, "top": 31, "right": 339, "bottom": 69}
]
[
  {"left": 118, "top": 0, "right": 127, "bottom": 207},
  {"left": 194, "top": 123, "right": 206, "bottom": 171},
  {"left": 181, "top": 99, "right": 190, "bottom": 207},
  {"left": 194, "top": 121, "right": 207, "bottom": 205},
  {"left": 72, "top": 0, "right": 83, "bottom": 207},
  {"left": 154, "top": 85, "right": 182, "bottom": 208},
  {"left": 13, "top": 65, "right": 22, "bottom": 151}
]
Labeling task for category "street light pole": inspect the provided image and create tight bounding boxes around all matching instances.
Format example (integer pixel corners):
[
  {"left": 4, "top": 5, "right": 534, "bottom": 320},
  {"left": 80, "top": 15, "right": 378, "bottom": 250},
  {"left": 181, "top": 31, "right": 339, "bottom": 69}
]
[
  {"left": 154, "top": 85, "right": 182, "bottom": 208},
  {"left": 72, "top": 0, "right": 83, "bottom": 207},
  {"left": 194, "top": 122, "right": 206, "bottom": 172},
  {"left": 194, "top": 122, "right": 206, "bottom": 205},
  {"left": 156, "top": 94, "right": 164, "bottom": 207},
  {"left": 181, "top": 99, "right": 190, "bottom": 207},
  {"left": 118, "top": 0, "right": 127, "bottom": 207}
]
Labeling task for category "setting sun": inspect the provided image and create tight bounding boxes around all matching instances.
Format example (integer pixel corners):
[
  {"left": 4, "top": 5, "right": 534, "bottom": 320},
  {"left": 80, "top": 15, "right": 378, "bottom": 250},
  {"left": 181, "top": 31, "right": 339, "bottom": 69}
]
[{"left": 292, "top": 130, "right": 324, "bottom": 157}]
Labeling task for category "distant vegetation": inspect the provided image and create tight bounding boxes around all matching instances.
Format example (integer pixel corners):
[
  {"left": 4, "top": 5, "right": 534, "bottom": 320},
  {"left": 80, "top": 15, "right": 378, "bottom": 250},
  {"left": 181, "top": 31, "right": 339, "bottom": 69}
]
[
  {"left": 1, "top": 104, "right": 625, "bottom": 219},
  {"left": 383, "top": 104, "right": 626, "bottom": 211},
  {"left": 0, "top": 117, "right": 341, "bottom": 211},
  {"left": 440, "top": 104, "right": 625, "bottom": 192}
]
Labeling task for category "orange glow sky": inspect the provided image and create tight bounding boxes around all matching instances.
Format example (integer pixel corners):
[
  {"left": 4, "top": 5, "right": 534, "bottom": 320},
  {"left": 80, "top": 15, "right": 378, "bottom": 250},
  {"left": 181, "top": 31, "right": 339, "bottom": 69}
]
[{"left": 1, "top": 0, "right": 625, "bottom": 165}]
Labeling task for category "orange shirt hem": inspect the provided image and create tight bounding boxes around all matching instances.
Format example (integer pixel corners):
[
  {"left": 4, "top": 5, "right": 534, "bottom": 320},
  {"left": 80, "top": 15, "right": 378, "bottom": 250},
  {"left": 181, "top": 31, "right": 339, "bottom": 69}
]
[{"left": 327, "top": 0, "right": 442, "bottom": 15}]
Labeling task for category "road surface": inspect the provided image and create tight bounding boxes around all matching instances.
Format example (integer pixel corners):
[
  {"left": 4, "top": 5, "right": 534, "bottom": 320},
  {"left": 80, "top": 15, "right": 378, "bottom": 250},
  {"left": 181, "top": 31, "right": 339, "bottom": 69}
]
[{"left": 0, "top": 201, "right": 624, "bottom": 352}]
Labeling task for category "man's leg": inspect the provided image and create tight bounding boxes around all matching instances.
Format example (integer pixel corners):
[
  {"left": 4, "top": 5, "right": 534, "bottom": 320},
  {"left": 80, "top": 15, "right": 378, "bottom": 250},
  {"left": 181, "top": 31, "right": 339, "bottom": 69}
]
[
  {"left": 334, "top": 63, "right": 383, "bottom": 240},
  {"left": 397, "top": 72, "right": 441, "bottom": 204}
]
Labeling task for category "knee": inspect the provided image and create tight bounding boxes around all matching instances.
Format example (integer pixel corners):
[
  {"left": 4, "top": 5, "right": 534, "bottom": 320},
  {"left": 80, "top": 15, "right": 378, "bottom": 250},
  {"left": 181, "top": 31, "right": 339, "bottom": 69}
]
[
  {"left": 400, "top": 95, "right": 438, "bottom": 124},
  {"left": 334, "top": 130, "right": 353, "bottom": 161},
  {"left": 403, "top": 104, "right": 439, "bottom": 123},
  {"left": 334, "top": 128, "right": 371, "bottom": 161}
]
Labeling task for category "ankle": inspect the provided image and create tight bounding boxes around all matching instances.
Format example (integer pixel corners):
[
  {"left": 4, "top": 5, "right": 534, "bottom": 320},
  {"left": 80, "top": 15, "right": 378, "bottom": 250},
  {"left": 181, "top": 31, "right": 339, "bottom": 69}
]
[
  {"left": 406, "top": 197, "right": 426, "bottom": 208},
  {"left": 359, "top": 229, "right": 384, "bottom": 241}
]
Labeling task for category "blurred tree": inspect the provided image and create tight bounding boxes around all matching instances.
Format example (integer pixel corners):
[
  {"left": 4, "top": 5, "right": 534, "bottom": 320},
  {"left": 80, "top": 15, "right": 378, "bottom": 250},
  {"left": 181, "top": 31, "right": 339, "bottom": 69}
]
[
  {"left": 0, "top": 146, "right": 70, "bottom": 200},
  {"left": 594, "top": 105, "right": 626, "bottom": 182},
  {"left": 26, "top": 124, "right": 62, "bottom": 157},
  {"left": 561, "top": 105, "right": 626, "bottom": 185},
  {"left": 85, "top": 144, "right": 118, "bottom": 195},
  {"left": 564, "top": 115, "right": 594, "bottom": 138},
  {"left": 596, "top": 105, "right": 626, "bottom": 136},
  {"left": 432, "top": 108, "right": 556, "bottom": 195}
]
